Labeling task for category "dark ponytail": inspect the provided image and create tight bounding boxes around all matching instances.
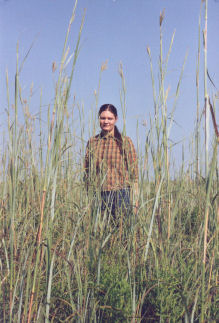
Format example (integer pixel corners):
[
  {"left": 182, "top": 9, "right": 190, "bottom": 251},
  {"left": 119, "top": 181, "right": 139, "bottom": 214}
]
[{"left": 114, "top": 125, "right": 123, "bottom": 152}]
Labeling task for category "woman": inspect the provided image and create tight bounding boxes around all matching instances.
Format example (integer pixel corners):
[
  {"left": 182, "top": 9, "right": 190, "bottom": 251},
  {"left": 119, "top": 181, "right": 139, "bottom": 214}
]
[{"left": 84, "top": 104, "right": 138, "bottom": 218}]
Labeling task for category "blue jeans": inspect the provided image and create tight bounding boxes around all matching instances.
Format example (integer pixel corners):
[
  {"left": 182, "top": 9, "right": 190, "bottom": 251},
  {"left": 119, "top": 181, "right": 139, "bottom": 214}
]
[{"left": 100, "top": 188, "right": 131, "bottom": 217}]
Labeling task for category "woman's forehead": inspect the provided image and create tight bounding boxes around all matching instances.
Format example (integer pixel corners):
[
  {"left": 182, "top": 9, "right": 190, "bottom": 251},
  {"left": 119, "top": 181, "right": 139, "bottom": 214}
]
[{"left": 99, "top": 110, "right": 117, "bottom": 118}]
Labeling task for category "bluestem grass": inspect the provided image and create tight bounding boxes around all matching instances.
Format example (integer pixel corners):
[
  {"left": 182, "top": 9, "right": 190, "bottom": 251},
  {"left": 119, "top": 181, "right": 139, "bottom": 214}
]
[{"left": 0, "top": 1, "right": 218, "bottom": 322}]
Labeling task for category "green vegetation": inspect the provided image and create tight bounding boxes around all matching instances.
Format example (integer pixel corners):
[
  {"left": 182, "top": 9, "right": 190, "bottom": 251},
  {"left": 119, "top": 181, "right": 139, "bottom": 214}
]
[{"left": 0, "top": 1, "right": 218, "bottom": 322}]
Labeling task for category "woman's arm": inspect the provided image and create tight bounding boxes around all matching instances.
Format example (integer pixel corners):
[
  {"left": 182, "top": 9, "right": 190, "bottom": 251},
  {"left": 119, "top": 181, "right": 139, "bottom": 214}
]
[{"left": 84, "top": 140, "right": 90, "bottom": 191}]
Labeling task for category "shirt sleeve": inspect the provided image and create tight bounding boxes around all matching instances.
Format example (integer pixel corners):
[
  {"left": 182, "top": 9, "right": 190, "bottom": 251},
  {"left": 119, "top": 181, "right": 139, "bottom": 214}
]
[{"left": 124, "top": 137, "right": 138, "bottom": 183}]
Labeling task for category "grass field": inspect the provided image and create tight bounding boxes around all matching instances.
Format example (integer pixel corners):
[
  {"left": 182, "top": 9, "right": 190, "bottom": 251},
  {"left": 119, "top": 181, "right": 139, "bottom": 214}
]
[{"left": 0, "top": 2, "right": 218, "bottom": 322}]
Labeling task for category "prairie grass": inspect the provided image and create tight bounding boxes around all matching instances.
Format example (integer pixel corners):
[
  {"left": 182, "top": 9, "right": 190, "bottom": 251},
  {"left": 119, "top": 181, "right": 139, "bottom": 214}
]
[{"left": 0, "top": 1, "right": 218, "bottom": 322}]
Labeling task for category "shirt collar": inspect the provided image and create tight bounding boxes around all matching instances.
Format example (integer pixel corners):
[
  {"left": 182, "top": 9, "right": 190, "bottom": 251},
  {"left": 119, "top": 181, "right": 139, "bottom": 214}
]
[{"left": 100, "top": 130, "right": 115, "bottom": 139}]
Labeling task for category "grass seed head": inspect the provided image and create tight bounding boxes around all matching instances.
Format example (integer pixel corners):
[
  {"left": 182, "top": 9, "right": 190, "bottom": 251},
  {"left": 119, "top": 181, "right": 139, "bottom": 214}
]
[
  {"left": 160, "top": 9, "right": 165, "bottom": 26},
  {"left": 101, "top": 60, "right": 108, "bottom": 71},
  {"left": 52, "top": 61, "right": 57, "bottom": 73},
  {"left": 147, "top": 46, "right": 151, "bottom": 56}
]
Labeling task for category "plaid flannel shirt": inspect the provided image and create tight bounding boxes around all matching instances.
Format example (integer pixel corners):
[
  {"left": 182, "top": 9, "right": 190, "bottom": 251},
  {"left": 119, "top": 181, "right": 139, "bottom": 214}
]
[{"left": 84, "top": 132, "right": 138, "bottom": 191}]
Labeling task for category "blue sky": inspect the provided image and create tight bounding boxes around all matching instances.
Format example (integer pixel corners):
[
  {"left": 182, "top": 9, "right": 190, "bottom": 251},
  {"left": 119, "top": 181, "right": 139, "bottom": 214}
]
[{"left": 0, "top": 0, "right": 218, "bottom": 165}]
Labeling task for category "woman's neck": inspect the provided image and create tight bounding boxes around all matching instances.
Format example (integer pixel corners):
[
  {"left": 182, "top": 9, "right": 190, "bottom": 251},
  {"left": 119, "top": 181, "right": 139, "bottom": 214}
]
[{"left": 102, "top": 127, "right": 115, "bottom": 137}]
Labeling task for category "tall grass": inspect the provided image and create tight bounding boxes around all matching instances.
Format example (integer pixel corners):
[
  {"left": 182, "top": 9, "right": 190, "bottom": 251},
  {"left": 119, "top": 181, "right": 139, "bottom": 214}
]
[{"left": 0, "top": 1, "right": 218, "bottom": 322}]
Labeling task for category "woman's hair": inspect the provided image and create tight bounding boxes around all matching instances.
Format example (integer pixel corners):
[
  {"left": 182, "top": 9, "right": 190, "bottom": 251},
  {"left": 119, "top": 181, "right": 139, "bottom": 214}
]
[
  {"left": 98, "top": 104, "right": 127, "bottom": 166},
  {"left": 98, "top": 104, "right": 118, "bottom": 118}
]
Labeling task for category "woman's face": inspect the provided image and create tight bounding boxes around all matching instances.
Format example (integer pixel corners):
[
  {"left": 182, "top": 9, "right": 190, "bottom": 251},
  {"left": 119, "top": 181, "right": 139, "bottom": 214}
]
[{"left": 99, "top": 110, "right": 117, "bottom": 133}]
